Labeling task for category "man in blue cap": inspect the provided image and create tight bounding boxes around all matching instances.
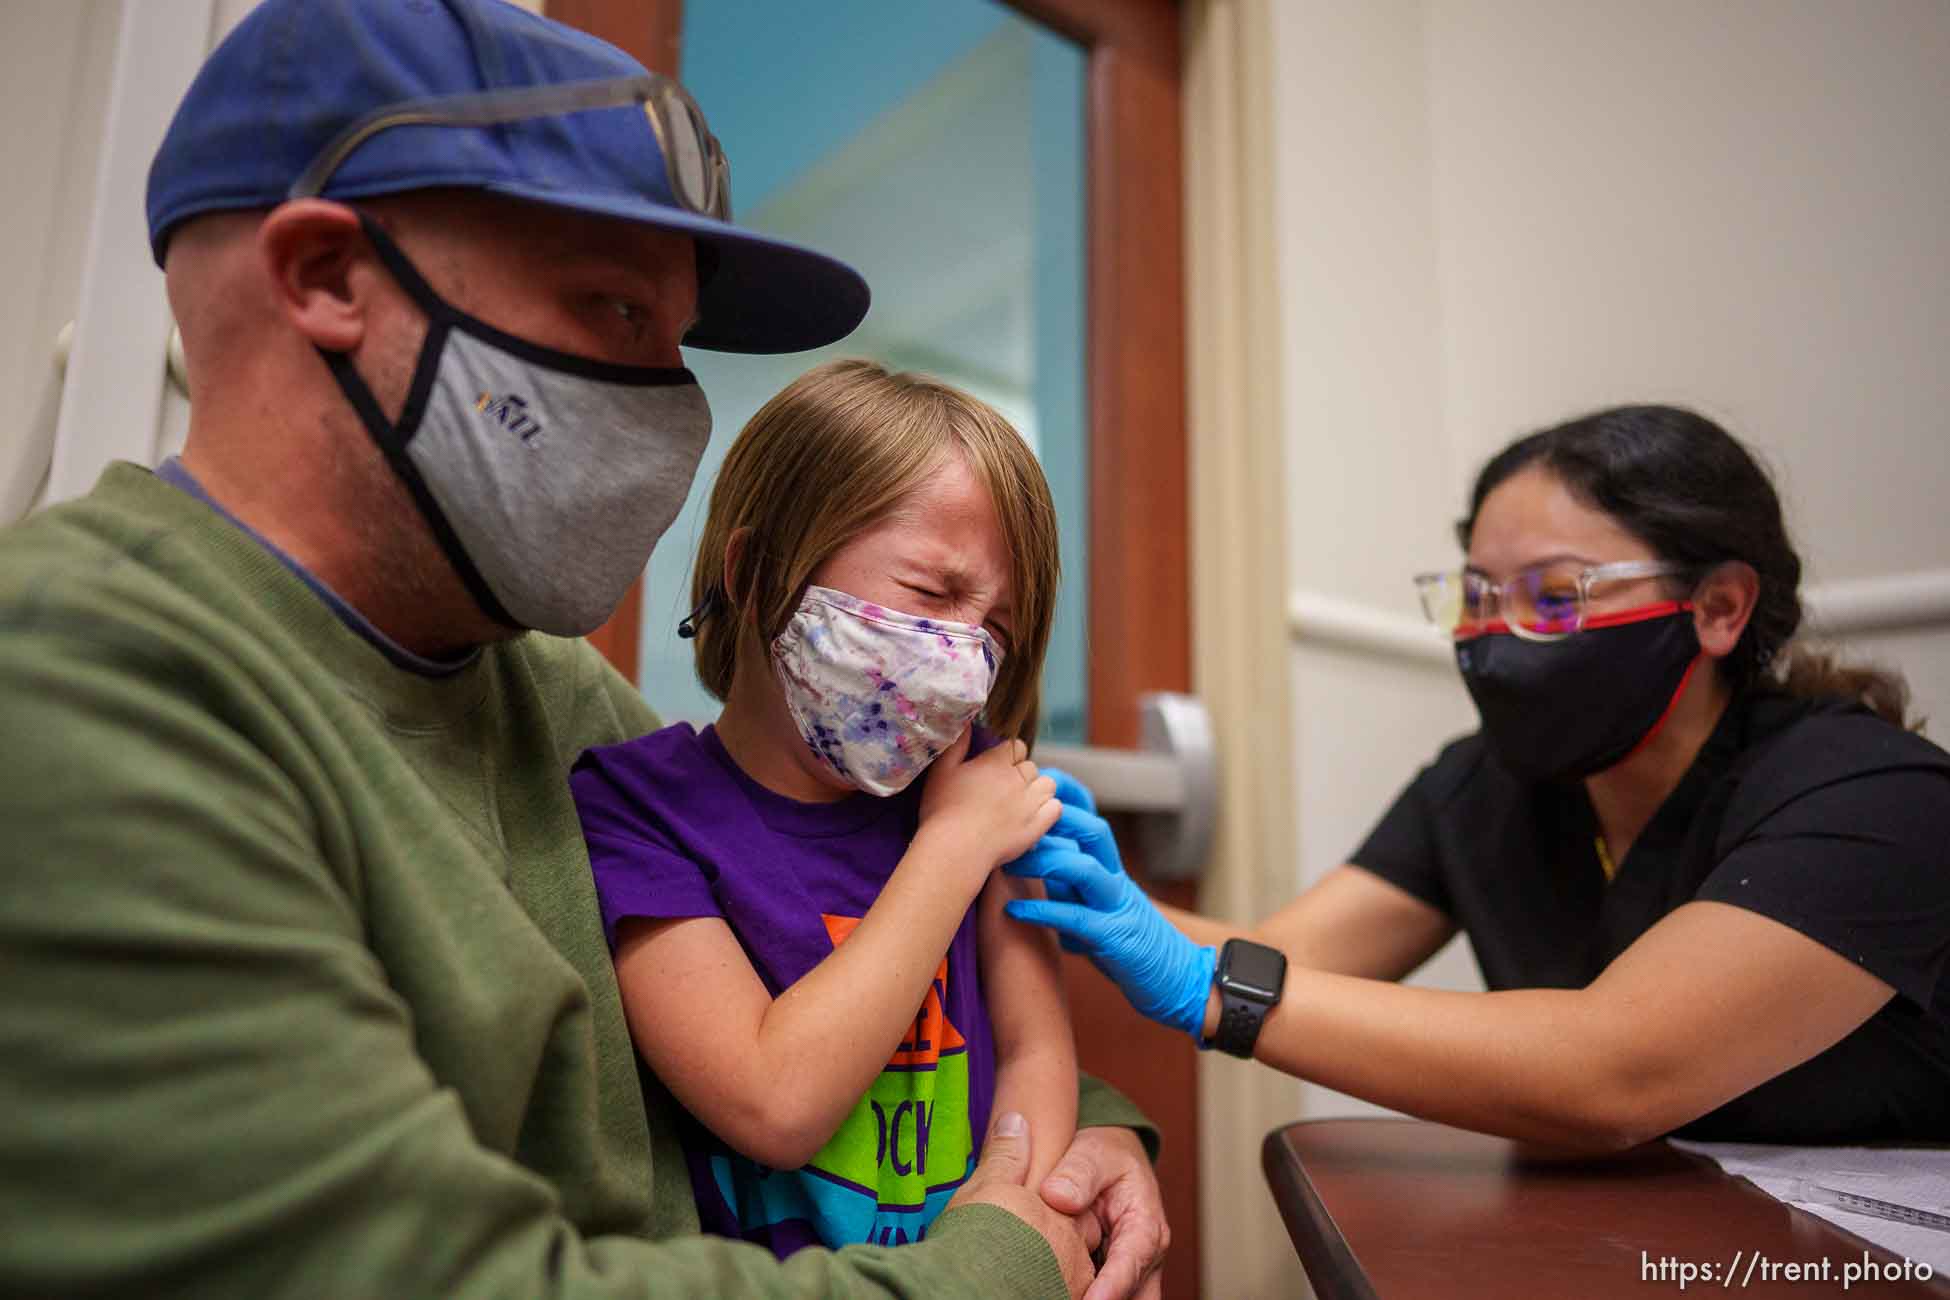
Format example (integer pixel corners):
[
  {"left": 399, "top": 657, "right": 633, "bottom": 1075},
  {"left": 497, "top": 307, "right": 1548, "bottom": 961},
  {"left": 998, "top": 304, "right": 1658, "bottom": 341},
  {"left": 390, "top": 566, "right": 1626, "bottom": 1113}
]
[{"left": 0, "top": 2, "right": 1166, "bottom": 1296}]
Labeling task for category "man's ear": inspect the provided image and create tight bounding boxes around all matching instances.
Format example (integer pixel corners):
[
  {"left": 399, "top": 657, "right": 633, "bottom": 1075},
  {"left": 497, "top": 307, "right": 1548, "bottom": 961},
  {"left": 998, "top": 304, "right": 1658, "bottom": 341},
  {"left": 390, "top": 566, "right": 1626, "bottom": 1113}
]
[
  {"left": 1693, "top": 560, "right": 1760, "bottom": 660},
  {"left": 257, "top": 200, "right": 372, "bottom": 353}
]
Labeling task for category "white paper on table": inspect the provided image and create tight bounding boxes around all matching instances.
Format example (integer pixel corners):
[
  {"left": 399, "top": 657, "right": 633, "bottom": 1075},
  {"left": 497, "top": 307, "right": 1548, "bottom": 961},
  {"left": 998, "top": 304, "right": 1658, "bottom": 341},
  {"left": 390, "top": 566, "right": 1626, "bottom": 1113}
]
[{"left": 1671, "top": 1140, "right": 1950, "bottom": 1274}]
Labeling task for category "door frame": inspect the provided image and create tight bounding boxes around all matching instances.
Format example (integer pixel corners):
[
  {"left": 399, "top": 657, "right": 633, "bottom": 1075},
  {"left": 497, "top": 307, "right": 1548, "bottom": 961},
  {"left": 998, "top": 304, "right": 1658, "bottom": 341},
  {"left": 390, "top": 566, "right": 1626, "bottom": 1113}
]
[
  {"left": 1010, "top": 0, "right": 1188, "bottom": 761},
  {"left": 995, "top": 7, "right": 1200, "bottom": 1299}
]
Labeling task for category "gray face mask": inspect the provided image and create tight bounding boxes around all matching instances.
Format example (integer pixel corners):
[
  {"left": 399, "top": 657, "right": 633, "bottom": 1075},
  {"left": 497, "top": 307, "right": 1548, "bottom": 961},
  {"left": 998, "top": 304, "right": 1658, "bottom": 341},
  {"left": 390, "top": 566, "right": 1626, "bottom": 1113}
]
[{"left": 322, "top": 215, "right": 711, "bottom": 638}]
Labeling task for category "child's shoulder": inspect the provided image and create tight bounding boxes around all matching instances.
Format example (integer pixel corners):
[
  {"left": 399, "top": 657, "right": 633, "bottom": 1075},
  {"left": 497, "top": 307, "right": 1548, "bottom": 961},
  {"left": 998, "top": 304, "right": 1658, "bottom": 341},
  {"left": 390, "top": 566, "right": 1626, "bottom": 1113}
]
[{"left": 572, "top": 721, "right": 728, "bottom": 803}]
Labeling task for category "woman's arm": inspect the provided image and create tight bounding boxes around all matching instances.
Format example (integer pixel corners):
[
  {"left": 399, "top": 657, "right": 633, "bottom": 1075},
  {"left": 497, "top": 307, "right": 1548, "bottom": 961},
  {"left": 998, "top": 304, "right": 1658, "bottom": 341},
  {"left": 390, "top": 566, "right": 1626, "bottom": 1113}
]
[
  {"left": 614, "top": 736, "right": 1060, "bottom": 1171},
  {"left": 1011, "top": 829, "right": 1896, "bottom": 1151},
  {"left": 978, "top": 870, "right": 1077, "bottom": 1190},
  {"left": 1159, "top": 864, "right": 1456, "bottom": 980},
  {"left": 1230, "top": 899, "right": 1894, "bottom": 1149}
]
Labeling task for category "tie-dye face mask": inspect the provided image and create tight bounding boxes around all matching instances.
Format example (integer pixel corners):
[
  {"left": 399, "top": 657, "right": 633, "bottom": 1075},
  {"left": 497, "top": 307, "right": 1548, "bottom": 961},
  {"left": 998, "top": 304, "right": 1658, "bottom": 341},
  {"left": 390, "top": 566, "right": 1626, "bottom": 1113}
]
[{"left": 771, "top": 584, "right": 1002, "bottom": 797}]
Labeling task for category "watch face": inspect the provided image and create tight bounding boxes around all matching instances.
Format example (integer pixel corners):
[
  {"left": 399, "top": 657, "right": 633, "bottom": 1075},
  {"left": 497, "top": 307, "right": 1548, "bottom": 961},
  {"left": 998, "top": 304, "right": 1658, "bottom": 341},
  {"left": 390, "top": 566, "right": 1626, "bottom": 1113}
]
[{"left": 1222, "top": 941, "right": 1286, "bottom": 1001}]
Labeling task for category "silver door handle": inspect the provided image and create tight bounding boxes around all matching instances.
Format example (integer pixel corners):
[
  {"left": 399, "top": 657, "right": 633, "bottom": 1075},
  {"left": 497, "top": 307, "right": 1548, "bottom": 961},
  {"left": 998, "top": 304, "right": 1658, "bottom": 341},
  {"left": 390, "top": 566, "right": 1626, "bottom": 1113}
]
[{"left": 1035, "top": 692, "right": 1216, "bottom": 882}]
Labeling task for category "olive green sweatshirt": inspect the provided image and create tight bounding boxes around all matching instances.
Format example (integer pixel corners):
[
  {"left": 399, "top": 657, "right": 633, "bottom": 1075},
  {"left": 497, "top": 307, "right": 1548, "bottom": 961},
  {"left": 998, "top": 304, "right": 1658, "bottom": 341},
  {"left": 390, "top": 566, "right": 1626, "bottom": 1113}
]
[{"left": 0, "top": 464, "right": 1151, "bottom": 1298}]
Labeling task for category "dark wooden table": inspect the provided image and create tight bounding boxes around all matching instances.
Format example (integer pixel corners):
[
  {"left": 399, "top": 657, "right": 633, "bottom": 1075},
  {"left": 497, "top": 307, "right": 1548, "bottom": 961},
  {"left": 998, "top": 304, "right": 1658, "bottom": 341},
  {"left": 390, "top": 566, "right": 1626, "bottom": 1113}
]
[{"left": 1263, "top": 1118, "right": 1950, "bottom": 1298}]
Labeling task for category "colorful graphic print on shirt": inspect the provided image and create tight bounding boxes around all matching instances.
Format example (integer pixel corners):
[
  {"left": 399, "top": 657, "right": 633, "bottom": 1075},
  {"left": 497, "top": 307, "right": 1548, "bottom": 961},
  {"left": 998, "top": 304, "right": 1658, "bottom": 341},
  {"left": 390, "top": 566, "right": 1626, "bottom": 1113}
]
[{"left": 702, "top": 913, "right": 975, "bottom": 1248}]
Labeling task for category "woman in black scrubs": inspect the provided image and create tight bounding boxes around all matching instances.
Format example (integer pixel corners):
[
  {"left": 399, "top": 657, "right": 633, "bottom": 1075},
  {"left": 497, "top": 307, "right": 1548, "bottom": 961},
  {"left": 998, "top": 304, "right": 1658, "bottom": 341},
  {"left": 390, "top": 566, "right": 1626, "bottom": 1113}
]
[{"left": 1007, "top": 405, "right": 1950, "bottom": 1147}]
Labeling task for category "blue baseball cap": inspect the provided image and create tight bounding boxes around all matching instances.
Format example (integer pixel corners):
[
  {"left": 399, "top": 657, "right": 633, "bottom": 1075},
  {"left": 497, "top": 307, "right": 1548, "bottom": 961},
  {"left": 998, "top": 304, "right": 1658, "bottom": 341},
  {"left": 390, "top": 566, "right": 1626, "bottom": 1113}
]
[{"left": 145, "top": 0, "right": 868, "bottom": 355}]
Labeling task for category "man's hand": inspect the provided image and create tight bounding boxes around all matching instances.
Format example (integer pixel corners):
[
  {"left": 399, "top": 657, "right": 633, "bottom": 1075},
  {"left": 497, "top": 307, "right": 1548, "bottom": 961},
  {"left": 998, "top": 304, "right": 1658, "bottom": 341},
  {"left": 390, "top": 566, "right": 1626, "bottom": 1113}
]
[
  {"left": 945, "top": 1111, "right": 1095, "bottom": 1297},
  {"left": 1041, "top": 1127, "right": 1168, "bottom": 1300}
]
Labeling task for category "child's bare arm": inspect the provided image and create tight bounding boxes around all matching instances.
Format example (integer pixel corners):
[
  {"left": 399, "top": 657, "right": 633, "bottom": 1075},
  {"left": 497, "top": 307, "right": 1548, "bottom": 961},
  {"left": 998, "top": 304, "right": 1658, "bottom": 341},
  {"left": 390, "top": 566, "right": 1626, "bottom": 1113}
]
[
  {"left": 613, "top": 733, "right": 1059, "bottom": 1170},
  {"left": 978, "top": 867, "right": 1078, "bottom": 1190}
]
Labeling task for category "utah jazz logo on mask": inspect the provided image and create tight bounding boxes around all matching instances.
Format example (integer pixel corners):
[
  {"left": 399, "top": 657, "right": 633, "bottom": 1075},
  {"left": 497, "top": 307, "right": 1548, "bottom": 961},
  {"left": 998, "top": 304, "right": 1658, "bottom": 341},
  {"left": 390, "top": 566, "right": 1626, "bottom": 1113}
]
[{"left": 475, "top": 391, "right": 542, "bottom": 443}]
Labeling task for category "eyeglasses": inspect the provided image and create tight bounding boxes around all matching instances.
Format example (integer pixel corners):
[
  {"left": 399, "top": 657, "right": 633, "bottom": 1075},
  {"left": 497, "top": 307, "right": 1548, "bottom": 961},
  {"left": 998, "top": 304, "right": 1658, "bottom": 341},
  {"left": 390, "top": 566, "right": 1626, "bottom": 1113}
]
[
  {"left": 1413, "top": 560, "right": 1692, "bottom": 642},
  {"left": 289, "top": 73, "right": 732, "bottom": 221}
]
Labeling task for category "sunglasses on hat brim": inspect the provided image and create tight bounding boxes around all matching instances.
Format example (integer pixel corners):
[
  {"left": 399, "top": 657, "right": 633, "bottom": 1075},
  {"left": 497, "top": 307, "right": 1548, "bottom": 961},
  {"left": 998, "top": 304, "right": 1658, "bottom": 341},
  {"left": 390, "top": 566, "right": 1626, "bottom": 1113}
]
[{"left": 287, "top": 72, "right": 731, "bottom": 223}]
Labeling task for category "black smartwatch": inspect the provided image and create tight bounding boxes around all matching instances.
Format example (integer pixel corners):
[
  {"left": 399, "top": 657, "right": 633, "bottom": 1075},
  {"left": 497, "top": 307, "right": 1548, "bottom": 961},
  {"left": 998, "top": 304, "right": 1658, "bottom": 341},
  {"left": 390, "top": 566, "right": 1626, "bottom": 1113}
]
[{"left": 1203, "top": 938, "right": 1286, "bottom": 1058}]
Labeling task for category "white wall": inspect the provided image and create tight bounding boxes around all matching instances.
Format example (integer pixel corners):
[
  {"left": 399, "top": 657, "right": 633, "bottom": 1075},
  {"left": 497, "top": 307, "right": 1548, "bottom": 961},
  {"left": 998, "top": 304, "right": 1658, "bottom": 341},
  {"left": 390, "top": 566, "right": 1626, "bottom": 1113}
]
[
  {"left": 1269, "top": 0, "right": 1485, "bottom": 1129},
  {"left": 0, "top": 1, "right": 120, "bottom": 523},
  {"left": 1270, "top": 0, "right": 1950, "bottom": 1125},
  {"left": 1424, "top": 0, "right": 1950, "bottom": 727},
  {"left": 2, "top": 1, "right": 259, "bottom": 523}
]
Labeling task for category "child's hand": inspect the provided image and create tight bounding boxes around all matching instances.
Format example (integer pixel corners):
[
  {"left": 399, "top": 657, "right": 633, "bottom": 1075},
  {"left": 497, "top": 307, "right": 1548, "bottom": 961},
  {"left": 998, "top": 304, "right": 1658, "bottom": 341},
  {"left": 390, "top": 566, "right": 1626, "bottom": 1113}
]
[{"left": 918, "top": 729, "right": 1061, "bottom": 875}]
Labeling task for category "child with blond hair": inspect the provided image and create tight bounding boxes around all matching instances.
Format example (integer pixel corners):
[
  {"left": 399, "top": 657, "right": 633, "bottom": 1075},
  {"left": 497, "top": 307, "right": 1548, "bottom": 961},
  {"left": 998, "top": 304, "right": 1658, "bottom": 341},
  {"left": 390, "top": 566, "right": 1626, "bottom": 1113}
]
[{"left": 572, "top": 359, "right": 1076, "bottom": 1255}]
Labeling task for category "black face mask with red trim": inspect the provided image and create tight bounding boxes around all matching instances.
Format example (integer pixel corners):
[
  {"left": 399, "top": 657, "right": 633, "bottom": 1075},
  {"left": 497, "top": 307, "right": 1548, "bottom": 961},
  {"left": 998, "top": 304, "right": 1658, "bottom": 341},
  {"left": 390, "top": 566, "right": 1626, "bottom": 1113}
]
[{"left": 1454, "top": 603, "right": 1703, "bottom": 784}]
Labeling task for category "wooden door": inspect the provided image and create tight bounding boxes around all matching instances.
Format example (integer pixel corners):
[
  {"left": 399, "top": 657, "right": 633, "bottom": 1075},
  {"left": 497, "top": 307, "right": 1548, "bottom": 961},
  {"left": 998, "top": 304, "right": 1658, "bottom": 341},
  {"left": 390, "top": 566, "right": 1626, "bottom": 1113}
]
[{"left": 549, "top": 2, "right": 1196, "bottom": 1293}]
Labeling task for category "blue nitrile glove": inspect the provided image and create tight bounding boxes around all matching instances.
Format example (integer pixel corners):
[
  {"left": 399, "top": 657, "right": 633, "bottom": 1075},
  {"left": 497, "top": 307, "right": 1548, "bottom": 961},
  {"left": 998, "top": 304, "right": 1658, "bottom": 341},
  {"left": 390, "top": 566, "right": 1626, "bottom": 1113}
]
[
  {"left": 1040, "top": 767, "right": 1099, "bottom": 818},
  {"left": 1003, "top": 804, "right": 1216, "bottom": 1041},
  {"left": 1013, "top": 771, "right": 1110, "bottom": 953}
]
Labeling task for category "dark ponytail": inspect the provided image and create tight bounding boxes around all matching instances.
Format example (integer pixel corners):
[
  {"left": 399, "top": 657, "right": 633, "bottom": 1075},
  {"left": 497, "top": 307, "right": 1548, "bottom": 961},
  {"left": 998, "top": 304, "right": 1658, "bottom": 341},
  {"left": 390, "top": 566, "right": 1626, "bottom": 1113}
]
[{"left": 1460, "top": 405, "right": 1914, "bottom": 728}]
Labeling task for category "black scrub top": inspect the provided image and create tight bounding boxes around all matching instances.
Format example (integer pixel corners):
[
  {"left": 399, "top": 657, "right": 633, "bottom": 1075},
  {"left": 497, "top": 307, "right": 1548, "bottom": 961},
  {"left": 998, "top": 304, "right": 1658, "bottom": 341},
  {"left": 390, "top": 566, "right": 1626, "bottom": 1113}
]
[{"left": 1351, "top": 688, "right": 1950, "bottom": 1143}]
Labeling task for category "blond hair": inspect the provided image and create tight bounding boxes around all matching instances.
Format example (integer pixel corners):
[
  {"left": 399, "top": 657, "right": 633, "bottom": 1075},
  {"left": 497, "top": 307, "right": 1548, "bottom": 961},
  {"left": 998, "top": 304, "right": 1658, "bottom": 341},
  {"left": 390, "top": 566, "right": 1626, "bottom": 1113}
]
[{"left": 689, "top": 359, "right": 1060, "bottom": 743}]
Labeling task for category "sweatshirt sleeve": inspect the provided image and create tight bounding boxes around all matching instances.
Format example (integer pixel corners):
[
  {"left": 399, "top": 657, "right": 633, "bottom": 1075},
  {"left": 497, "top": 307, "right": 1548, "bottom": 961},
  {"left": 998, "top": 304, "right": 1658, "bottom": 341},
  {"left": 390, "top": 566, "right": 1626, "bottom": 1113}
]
[
  {"left": 0, "top": 625, "right": 1071, "bottom": 1300},
  {"left": 1077, "top": 1074, "right": 1163, "bottom": 1161}
]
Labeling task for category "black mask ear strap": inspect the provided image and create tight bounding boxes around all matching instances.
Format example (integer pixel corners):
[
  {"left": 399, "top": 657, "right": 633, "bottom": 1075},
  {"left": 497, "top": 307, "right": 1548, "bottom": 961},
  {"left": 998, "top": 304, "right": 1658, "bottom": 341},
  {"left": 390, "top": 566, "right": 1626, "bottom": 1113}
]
[
  {"left": 332, "top": 217, "right": 454, "bottom": 451},
  {"left": 316, "top": 343, "right": 520, "bottom": 631},
  {"left": 677, "top": 587, "right": 721, "bottom": 639},
  {"left": 357, "top": 214, "right": 460, "bottom": 326},
  {"left": 314, "top": 218, "right": 521, "bottom": 629}
]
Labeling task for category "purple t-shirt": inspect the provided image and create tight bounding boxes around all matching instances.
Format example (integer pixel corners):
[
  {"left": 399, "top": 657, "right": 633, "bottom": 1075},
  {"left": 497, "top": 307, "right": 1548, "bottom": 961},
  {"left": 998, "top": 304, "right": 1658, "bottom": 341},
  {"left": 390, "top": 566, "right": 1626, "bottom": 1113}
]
[{"left": 570, "top": 722, "right": 996, "bottom": 1257}]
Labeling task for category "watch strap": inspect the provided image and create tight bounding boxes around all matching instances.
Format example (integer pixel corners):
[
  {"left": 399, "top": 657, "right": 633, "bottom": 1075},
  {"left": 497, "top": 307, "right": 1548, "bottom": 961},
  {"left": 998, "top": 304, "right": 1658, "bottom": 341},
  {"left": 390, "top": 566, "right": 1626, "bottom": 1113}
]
[
  {"left": 1202, "top": 938, "right": 1285, "bottom": 1058},
  {"left": 1213, "top": 988, "right": 1267, "bottom": 1058}
]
